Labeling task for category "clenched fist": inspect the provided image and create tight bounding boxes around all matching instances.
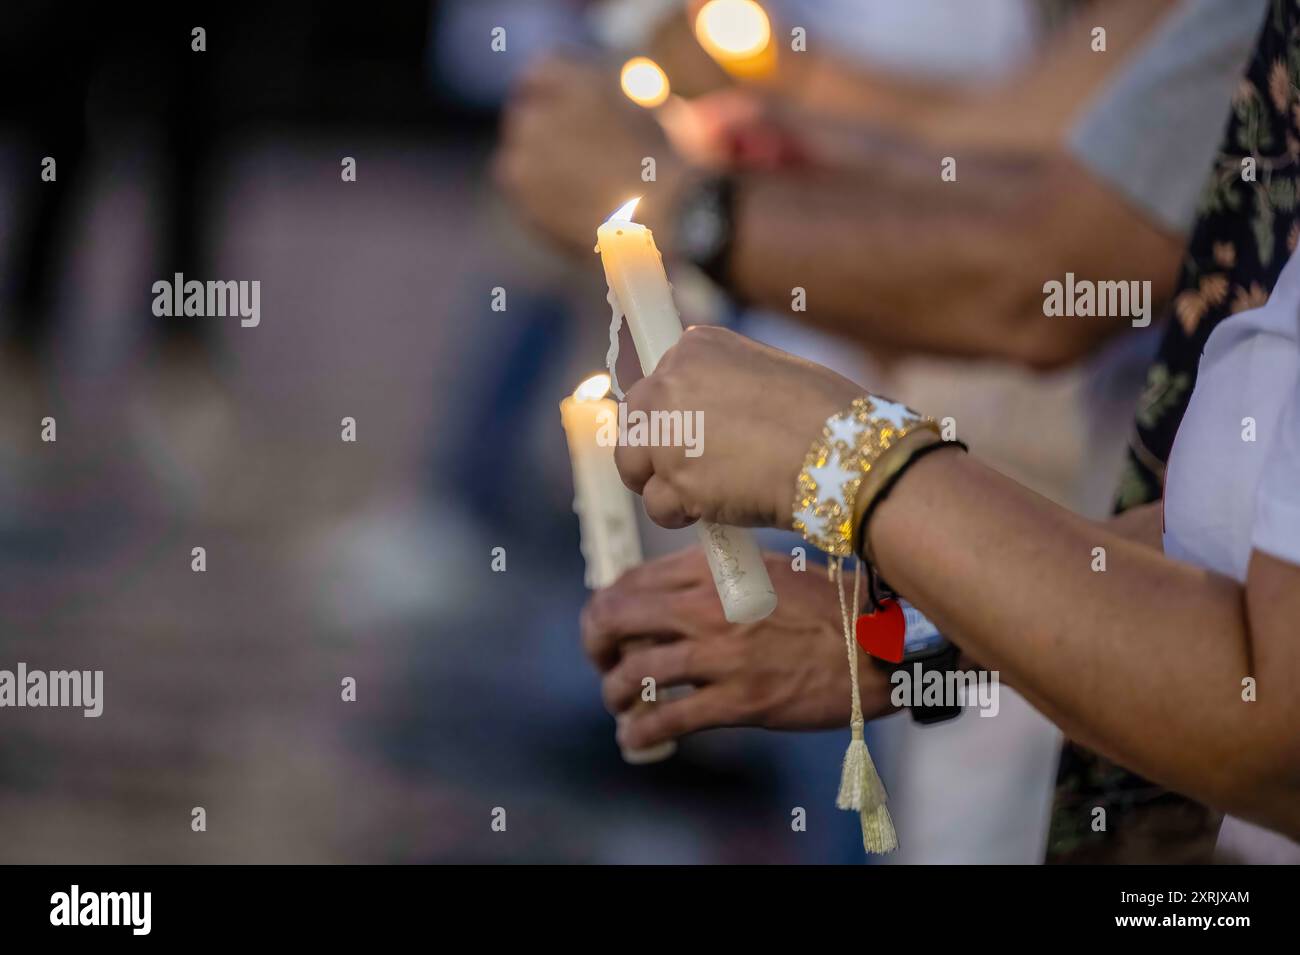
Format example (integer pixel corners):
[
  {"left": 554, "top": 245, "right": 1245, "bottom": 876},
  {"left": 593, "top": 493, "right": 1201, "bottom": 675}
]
[
  {"left": 495, "top": 54, "right": 689, "bottom": 254},
  {"left": 615, "top": 325, "right": 863, "bottom": 529}
]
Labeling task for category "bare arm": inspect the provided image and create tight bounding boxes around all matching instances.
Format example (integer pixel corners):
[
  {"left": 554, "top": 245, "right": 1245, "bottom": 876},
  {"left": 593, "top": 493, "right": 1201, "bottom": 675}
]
[
  {"left": 497, "top": 3, "right": 1185, "bottom": 366},
  {"left": 598, "top": 326, "right": 1299, "bottom": 828},
  {"left": 786, "top": 0, "right": 1178, "bottom": 152},
  {"left": 726, "top": 149, "right": 1182, "bottom": 367},
  {"left": 1106, "top": 500, "right": 1164, "bottom": 550},
  {"left": 647, "top": 0, "right": 1176, "bottom": 150},
  {"left": 869, "top": 449, "right": 1300, "bottom": 837},
  {"left": 697, "top": 0, "right": 1183, "bottom": 364}
]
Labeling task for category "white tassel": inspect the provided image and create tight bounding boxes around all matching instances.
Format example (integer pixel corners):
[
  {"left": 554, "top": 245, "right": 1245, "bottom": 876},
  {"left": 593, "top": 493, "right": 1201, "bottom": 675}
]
[
  {"left": 832, "top": 558, "right": 897, "bottom": 855},
  {"left": 836, "top": 732, "right": 868, "bottom": 811},
  {"left": 836, "top": 723, "right": 888, "bottom": 811},
  {"left": 860, "top": 804, "right": 899, "bottom": 855}
]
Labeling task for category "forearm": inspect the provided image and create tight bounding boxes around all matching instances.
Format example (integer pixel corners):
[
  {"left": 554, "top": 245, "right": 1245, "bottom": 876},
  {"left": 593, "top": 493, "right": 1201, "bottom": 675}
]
[
  {"left": 1105, "top": 501, "right": 1163, "bottom": 550},
  {"left": 866, "top": 448, "right": 1299, "bottom": 833},
  {"left": 782, "top": 0, "right": 1177, "bottom": 151},
  {"left": 787, "top": 55, "right": 976, "bottom": 136},
  {"left": 726, "top": 151, "right": 1180, "bottom": 365},
  {"left": 921, "top": 0, "right": 1179, "bottom": 151},
  {"left": 727, "top": 160, "right": 1041, "bottom": 359}
]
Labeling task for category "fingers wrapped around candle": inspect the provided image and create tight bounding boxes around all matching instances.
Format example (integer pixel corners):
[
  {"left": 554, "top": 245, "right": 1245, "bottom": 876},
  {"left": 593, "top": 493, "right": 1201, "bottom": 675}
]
[
  {"left": 602, "top": 642, "right": 728, "bottom": 716},
  {"left": 580, "top": 553, "right": 714, "bottom": 670},
  {"left": 610, "top": 438, "right": 654, "bottom": 502},
  {"left": 616, "top": 686, "right": 740, "bottom": 752},
  {"left": 611, "top": 325, "right": 864, "bottom": 530},
  {"left": 612, "top": 395, "right": 709, "bottom": 529},
  {"left": 580, "top": 548, "right": 897, "bottom": 746}
]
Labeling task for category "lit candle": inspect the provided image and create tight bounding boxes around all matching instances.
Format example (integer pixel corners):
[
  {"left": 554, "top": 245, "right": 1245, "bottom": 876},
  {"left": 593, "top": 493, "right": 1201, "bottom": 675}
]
[
  {"left": 620, "top": 56, "right": 671, "bottom": 108},
  {"left": 596, "top": 199, "right": 778, "bottom": 625},
  {"left": 560, "top": 372, "right": 644, "bottom": 591},
  {"left": 694, "top": 0, "right": 775, "bottom": 80},
  {"left": 560, "top": 372, "right": 676, "bottom": 765}
]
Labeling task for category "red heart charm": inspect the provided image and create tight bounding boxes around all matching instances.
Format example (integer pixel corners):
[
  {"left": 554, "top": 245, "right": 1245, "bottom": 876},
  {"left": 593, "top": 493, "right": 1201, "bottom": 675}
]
[{"left": 855, "top": 599, "right": 905, "bottom": 663}]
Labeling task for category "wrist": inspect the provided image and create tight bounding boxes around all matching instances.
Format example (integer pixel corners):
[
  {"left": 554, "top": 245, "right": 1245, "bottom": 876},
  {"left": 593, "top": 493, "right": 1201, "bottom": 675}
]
[
  {"left": 850, "top": 429, "right": 940, "bottom": 540},
  {"left": 862, "top": 441, "right": 967, "bottom": 571},
  {"left": 854, "top": 435, "right": 966, "bottom": 566}
]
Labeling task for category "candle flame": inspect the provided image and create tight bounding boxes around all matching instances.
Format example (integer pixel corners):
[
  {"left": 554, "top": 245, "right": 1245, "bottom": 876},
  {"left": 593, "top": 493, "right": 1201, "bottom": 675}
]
[
  {"left": 695, "top": 0, "right": 771, "bottom": 60},
  {"left": 573, "top": 372, "right": 612, "bottom": 402},
  {"left": 620, "top": 56, "right": 670, "bottom": 108},
  {"left": 608, "top": 197, "right": 641, "bottom": 223}
]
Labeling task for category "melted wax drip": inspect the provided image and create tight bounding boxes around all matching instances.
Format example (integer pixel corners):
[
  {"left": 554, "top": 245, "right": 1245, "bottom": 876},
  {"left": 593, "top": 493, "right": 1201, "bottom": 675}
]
[{"left": 604, "top": 284, "right": 626, "bottom": 400}]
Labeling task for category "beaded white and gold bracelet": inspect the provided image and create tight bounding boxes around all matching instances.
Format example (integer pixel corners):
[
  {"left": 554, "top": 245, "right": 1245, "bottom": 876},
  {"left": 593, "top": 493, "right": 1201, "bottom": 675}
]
[
  {"left": 792, "top": 395, "right": 939, "bottom": 558},
  {"left": 790, "top": 394, "right": 942, "bottom": 855}
]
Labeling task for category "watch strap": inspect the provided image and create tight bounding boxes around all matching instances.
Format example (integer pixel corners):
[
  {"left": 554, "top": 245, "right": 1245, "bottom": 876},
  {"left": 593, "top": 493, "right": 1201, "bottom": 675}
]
[{"left": 676, "top": 174, "right": 737, "bottom": 288}]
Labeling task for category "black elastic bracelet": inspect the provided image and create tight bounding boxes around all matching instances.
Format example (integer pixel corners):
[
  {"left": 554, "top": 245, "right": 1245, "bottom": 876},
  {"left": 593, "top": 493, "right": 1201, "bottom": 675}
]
[{"left": 855, "top": 439, "right": 968, "bottom": 561}]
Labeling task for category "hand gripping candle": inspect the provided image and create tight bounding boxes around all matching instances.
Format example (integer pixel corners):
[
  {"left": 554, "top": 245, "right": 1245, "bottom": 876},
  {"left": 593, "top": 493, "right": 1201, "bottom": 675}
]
[{"left": 596, "top": 198, "right": 778, "bottom": 624}]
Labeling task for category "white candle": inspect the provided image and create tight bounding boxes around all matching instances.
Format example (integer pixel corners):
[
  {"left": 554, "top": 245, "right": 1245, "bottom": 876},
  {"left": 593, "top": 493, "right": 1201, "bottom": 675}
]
[
  {"left": 596, "top": 199, "right": 778, "bottom": 624},
  {"left": 560, "top": 373, "right": 677, "bottom": 765},
  {"left": 560, "top": 373, "right": 644, "bottom": 592}
]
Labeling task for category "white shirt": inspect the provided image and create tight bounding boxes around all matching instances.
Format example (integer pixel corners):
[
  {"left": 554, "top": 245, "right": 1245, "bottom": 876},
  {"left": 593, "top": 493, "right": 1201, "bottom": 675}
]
[{"left": 1163, "top": 245, "right": 1300, "bottom": 862}]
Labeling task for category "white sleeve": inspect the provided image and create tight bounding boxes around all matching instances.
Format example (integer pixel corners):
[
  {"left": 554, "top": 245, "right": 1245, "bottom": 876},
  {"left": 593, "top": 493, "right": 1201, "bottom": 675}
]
[{"left": 1253, "top": 331, "right": 1300, "bottom": 567}]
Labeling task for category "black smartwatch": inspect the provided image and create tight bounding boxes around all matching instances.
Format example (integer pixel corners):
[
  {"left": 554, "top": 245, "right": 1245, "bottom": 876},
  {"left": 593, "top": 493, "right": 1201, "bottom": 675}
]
[
  {"left": 869, "top": 593, "right": 963, "bottom": 726},
  {"left": 675, "top": 174, "right": 738, "bottom": 289}
]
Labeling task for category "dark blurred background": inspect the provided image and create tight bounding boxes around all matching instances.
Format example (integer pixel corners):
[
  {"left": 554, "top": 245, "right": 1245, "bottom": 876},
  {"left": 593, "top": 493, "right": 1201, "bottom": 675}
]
[{"left": 0, "top": 0, "right": 869, "bottom": 862}]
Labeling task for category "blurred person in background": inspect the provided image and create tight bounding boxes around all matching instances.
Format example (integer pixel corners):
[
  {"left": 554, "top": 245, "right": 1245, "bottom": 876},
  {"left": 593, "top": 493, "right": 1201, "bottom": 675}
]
[
  {"left": 0, "top": 0, "right": 878, "bottom": 865},
  {"left": 0, "top": 6, "right": 241, "bottom": 507},
  {"left": 497, "top": 0, "right": 1269, "bottom": 862}
]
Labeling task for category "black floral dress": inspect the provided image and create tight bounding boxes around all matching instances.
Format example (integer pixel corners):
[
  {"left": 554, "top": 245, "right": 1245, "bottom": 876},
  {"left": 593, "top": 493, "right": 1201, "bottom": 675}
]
[{"left": 1048, "top": 0, "right": 1300, "bottom": 863}]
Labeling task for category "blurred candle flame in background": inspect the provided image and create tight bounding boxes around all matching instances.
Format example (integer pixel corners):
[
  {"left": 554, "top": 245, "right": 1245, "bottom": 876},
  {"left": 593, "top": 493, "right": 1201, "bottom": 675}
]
[
  {"left": 693, "top": 0, "right": 775, "bottom": 78},
  {"left": 620, "top": 56, "right": 671, "bottom": 108}
]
